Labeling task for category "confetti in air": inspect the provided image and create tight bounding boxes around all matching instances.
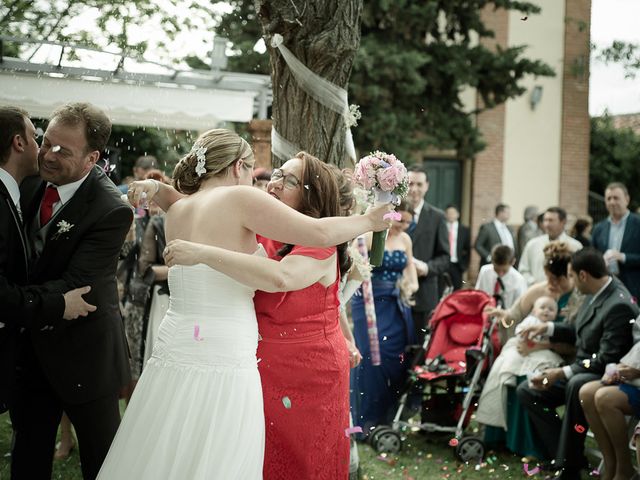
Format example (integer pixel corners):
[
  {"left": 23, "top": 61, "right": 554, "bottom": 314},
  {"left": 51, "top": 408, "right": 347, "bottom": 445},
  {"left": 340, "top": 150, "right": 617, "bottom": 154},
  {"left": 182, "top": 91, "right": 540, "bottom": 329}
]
[{"left": 282, "top": 396, "right": 292, "bottom": 409}]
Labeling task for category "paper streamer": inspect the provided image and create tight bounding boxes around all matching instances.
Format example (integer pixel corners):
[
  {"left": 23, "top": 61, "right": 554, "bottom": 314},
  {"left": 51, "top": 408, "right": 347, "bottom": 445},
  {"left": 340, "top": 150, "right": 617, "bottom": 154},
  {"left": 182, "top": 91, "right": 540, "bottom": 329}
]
[
  {"left": 269, "top": 33, "right": 357, "bottom": 163},
  {"left": 356, "top": 236, "right": 381, "bottom": 366}
]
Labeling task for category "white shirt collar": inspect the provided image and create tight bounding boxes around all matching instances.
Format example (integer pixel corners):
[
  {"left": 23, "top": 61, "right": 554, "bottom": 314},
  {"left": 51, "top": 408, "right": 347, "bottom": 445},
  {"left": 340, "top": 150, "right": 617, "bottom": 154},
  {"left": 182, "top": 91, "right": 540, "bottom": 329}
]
[
  {"left": 0, "top": 167, "right": 20, "bottom": 207},
  {"left": 49, "top": 170, "right": 91, "bottom": 205},
  {"left": 590, "top": 276, "right": 612, "bottom": 304},
  {"left": 414, "top": 199, "right": 425, "bottom": 215}
]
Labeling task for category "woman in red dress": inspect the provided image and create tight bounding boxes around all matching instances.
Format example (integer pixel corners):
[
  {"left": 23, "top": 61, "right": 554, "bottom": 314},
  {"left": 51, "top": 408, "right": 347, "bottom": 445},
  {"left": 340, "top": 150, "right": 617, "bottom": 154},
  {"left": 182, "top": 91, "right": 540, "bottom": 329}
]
[{"left": 165, "top": 152, "right": 362, "bottom": 479}]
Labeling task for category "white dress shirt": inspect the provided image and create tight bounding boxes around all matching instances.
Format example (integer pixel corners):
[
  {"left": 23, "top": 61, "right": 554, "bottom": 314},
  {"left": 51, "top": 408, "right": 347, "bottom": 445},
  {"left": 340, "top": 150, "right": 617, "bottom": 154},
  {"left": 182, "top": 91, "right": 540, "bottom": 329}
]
[
  {"left": 493, "top": 219, "right": 514, "bottom": 249},
  {"left": 42, "top": 171, "right": 92, "bottom": 222},
  {"left": 518, "top": 233, "right": 584, "bottom": 285},
  {"left": 475, "top": 264, "right": 528, "bottom": 309},
  {"left": 0, "top": 167, "right": 22, "bottom": 221},
  {"left": 448, "top": 221, "right": 459, "bottom": 263}
]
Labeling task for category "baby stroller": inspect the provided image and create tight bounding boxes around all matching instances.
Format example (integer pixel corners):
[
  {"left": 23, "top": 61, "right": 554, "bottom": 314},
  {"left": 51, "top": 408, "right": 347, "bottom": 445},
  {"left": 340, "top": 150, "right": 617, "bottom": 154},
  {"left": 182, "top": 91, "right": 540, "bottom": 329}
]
[{"left": 369, "top": 289, "right": 501, "bottom": 462}]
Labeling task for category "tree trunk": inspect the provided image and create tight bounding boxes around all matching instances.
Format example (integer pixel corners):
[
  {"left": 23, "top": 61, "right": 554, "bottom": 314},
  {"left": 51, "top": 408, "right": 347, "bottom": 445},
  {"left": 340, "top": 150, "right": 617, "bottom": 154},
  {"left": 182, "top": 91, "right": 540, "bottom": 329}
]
[{"left": 256, "top": 0, "right": 362, "bottom": 167}]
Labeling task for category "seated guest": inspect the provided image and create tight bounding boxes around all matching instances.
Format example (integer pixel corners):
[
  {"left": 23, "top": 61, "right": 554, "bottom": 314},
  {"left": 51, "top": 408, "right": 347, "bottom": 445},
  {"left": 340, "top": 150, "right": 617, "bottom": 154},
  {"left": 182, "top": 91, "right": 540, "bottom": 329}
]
[
  {"left": 579, "top": 317, "right": 640, "bottom": 480},
  {"left": 517, "top": 248, "right": 638, "bottom": 480},
  {"left": 476, "top": 245, "right": 527, "bottom": 310},
  {"left": 519, "top": 207, "right": 583, "bottom": 285},
  {"left": 477, "top": 296, "right": 563, "bottom": 430}
]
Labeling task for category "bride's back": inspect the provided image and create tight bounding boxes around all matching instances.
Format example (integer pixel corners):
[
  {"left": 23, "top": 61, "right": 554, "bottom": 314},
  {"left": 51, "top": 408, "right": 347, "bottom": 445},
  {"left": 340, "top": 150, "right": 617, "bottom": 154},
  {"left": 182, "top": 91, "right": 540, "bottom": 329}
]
[{"left": 165, "top": 185, "right": 257, "bottom": 255}]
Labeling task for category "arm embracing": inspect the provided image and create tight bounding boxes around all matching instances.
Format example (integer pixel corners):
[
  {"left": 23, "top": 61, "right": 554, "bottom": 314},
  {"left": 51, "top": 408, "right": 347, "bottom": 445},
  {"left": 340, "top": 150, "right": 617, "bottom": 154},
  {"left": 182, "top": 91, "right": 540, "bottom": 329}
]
[
  {"left": 235, "top": 187, "right": 390, "bottom": 247},
  {"left": 164, "top": 239, "right": 333, "bottom": 292}
]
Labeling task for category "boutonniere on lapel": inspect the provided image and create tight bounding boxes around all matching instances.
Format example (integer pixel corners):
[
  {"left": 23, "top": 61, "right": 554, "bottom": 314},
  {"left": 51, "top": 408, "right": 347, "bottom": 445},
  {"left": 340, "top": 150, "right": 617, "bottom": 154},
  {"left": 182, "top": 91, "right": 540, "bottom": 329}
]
[{"left": 51, "top": 220, "right": 74, "bottom": 240}]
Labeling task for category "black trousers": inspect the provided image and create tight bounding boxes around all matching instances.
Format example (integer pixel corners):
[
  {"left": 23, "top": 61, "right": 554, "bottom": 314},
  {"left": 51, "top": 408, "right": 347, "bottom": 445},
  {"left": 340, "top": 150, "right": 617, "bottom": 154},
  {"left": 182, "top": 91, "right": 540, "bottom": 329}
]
[
  {"left": 447, "top": 262, "right": 464, "bottom": 291},
  {"left": 10, "top": 356, "right": 121, "bottom": 480},
  {"left": 516, "top": 372, "right": 599, "bottom": 472}
]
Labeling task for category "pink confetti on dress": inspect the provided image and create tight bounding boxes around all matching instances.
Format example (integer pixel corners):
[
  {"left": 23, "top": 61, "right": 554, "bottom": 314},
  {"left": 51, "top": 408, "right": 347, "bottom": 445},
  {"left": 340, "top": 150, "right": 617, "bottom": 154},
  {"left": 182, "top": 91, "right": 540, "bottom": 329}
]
[
  {"left": 574, "top": 424, "right": 586, "bottom": 434},
  {"left": 193, "top": 324, "right": 204, "bottom": 341},
  {"left": 344, "top": 426, "right": 363, "bottom": 437}
]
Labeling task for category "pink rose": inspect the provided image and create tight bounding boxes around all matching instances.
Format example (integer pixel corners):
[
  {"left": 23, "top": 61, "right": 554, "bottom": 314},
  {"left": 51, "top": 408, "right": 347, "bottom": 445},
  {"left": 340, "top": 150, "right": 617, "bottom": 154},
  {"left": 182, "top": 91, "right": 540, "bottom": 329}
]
[
  {"left": 355, "top": 159, "right": 374, "bottom": 189},
  {"left": 376, "top": 166, "right": 399, "bottom": 191}
]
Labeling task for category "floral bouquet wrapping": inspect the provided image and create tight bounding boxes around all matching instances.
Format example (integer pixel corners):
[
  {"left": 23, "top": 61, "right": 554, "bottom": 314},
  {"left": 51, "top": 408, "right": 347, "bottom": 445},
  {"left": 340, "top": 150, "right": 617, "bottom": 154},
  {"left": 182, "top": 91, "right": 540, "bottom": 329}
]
[{"left": 354, "top": 151, "right": 409, "bottom": 266}]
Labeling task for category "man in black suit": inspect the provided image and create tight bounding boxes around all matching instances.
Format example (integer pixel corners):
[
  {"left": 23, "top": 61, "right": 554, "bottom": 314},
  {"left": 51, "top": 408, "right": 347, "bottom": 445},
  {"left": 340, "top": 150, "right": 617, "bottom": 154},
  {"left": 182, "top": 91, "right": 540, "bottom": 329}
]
[
  {"left": 591, "top": 182, "right": 640, "bottom": 301},
  {"left": 11, "top": 103, "right": 133, "bottom": 480},
  {"left": 517, "top": 248, "right": 638, "bottom": 480},
  {"left": 0, "top": 106, "right": 94, "bottom": 415},
  {"left": 474, "top": 203, "right": 516, "bottom": 267},
  {"left": 443, "top": 205, "right": 470, "bottom": 291},
  {"left": 406, "top": 165, "right": 450, "bottom": 343}
]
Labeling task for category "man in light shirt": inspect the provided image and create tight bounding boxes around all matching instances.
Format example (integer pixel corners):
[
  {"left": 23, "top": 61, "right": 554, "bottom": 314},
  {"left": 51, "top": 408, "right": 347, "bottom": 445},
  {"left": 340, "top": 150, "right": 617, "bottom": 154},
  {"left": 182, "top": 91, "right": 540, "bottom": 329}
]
[
  {"left": 516, "top": 248, "right": 637, "bottom": 480},
  {"left": 591, "top": 182, "right": 640, "bottom": 301},
  {"left": 474, "top": 203, "right": 515, "bottom": 267},
  {"left": 518, "top": 206, "right": 583, "bottom": 285}
]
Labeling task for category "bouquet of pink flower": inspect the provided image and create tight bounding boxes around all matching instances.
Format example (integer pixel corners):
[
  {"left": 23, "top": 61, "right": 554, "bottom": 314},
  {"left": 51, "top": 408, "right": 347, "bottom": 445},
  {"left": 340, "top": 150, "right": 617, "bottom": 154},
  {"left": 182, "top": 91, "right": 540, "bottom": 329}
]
[{"left": 354, "top": 151, "right": 409, "bottom": 266}]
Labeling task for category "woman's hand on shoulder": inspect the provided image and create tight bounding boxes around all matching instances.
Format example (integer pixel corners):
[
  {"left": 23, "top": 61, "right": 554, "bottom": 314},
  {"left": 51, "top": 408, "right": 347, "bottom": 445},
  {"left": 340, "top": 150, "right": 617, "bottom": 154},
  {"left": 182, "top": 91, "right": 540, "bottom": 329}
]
[
  {"left": 163, "top": 239, "right": 205, "bottom": 267},
  {"left": 127, "top": 180, "right": 159, "bottom": 207}
]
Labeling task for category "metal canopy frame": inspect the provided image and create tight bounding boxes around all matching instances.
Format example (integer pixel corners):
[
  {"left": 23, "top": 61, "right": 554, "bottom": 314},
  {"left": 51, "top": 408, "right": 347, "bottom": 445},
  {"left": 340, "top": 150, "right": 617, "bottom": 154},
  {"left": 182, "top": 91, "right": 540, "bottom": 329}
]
[{"left": 0, "top": 35, "right": 272, "bottom": 120}]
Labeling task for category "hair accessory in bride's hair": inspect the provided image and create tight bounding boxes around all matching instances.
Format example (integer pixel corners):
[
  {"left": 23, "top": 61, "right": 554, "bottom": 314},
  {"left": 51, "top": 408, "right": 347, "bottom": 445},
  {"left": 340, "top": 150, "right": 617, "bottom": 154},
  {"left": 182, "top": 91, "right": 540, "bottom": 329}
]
[{"left": 192, "top": 145, "right": 208, "bottom": 177}]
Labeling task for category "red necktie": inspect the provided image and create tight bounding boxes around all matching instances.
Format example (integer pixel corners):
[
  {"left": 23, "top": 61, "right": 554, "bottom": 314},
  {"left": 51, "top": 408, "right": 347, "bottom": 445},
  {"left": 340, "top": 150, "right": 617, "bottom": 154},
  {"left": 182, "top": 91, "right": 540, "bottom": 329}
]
[
  {"left": 494, "top": 278, "right": 502, "bottom": 295},
  {"left": 40, "top": 185, "right": 60, "bottom": 226},
  {"left": 448, "top": 223, "right": 455, "bottom": 258}
]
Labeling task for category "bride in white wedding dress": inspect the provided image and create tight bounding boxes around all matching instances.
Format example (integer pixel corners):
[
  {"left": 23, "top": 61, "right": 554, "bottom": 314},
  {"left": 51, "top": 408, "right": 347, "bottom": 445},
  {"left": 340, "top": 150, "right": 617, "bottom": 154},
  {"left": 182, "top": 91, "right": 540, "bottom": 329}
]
[{"left": 97, "top": 129, "right": 390, "bottom": 479}]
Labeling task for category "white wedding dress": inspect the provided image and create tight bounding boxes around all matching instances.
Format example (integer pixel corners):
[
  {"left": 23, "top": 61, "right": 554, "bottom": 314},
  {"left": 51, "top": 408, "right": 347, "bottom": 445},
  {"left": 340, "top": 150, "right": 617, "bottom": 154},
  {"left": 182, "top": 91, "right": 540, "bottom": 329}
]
[{"left": 98, "top": 262, "right": 264, "bottom": 479}]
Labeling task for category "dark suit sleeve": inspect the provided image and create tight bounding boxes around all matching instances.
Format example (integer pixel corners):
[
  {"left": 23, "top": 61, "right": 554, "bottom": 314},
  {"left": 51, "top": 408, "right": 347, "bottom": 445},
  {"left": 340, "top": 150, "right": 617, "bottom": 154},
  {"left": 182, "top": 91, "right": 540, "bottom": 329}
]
[
  {"left": 427, "top": 216, "right": 451, "bottom": 276},
  {"left": 0, "top": 276, "right": 65, "bottom": 327},
  {"left": 33, "top": 205, "right": 133, "bottom": 329},
  {"left": 550, "top": 322, "right": 576, "bottom": 345},
  {"left": 461, "top": 227, "right": 471, "bottom": 271},
  {"left": 568, "top": 302, "right": 636, "bottom": 376},
  {"left": 591, "top": 223, "right": 606, "bottom": 253},
  {"left": 474, "top": 224, "right": 490, "bottom": 261}
]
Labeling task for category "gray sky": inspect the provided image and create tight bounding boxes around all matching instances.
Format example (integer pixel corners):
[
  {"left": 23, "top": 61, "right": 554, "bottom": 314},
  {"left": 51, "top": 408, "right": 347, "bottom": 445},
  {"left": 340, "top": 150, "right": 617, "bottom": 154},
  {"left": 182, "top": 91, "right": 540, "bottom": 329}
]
[
  {"left": 590, "top": 0, "right": 640, "bottom": 115},
  {"left": 62, "top": 0, "right": 638, "bottom": 116}
]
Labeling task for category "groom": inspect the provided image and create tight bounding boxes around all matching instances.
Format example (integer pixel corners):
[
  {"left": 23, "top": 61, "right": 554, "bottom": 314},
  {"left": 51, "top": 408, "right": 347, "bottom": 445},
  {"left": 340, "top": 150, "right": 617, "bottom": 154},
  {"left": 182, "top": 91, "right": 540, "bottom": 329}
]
[{"left": 11, "top": 103, "right": 133, "bottom": 480}]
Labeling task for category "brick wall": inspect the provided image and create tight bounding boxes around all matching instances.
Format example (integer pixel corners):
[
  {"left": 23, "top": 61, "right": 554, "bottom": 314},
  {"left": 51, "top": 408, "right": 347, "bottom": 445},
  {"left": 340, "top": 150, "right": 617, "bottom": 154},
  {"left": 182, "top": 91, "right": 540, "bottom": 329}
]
[
  {"left": 469, "top": 6, "right": 510, "bottom": 276},
  {"left": 559, "top": 0, "right": 591, "bottom": 215}
]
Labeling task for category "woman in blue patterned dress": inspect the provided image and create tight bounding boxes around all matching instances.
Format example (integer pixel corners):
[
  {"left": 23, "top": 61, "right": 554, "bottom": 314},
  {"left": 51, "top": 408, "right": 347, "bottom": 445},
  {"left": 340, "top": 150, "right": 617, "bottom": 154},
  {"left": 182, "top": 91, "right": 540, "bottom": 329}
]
[{"left": 350, "top": 201, "right": 419, "bottom": 432}]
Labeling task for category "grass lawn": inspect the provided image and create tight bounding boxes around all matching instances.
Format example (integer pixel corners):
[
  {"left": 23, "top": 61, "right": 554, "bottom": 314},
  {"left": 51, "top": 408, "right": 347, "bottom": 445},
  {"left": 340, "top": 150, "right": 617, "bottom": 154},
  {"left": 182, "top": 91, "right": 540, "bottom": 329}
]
[{"left": 1, "top": 410, "right": 602, "bottom": 479}]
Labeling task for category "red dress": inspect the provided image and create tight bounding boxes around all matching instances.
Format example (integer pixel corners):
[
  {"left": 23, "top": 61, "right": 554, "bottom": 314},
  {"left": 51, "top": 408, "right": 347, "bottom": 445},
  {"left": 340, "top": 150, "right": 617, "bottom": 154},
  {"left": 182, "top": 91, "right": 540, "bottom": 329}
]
[{"left": 255, "top": 237, "right": 350, "bottom": 480}]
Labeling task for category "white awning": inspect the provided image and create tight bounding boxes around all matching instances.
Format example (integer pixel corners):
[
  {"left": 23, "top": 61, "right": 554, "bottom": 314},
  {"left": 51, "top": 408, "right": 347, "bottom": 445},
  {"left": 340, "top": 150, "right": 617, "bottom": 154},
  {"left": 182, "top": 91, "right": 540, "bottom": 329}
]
[{"left": 0, "top": 72, "right": 257, "bottom": 129}]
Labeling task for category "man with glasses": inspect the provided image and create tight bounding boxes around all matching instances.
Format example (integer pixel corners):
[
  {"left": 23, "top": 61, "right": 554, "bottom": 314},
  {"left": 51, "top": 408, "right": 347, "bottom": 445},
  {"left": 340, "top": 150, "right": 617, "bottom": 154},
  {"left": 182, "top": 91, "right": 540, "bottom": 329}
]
[{"left": 11, "top": 103, "right": 133, "bottom": 480}]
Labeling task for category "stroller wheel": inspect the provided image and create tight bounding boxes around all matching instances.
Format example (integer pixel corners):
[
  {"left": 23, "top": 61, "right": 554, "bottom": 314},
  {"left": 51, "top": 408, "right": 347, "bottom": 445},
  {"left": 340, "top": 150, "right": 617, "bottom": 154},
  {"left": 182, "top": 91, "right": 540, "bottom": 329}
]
[
  {"left": 368, "top": 425, "right": 390, "bottom": 446},
  {"left": 373, "top": 428, "right": 402, "bottom": 454},
  {"left": 454, "top": 437, "right": 485, "bottom": 462}
]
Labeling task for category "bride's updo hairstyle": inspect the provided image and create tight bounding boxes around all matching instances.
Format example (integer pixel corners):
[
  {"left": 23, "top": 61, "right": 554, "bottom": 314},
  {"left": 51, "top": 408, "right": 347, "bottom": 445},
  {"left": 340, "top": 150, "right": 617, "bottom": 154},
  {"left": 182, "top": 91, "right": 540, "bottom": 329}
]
[{"left": 172, "top": 129, "right": 254, "bottom": 194}]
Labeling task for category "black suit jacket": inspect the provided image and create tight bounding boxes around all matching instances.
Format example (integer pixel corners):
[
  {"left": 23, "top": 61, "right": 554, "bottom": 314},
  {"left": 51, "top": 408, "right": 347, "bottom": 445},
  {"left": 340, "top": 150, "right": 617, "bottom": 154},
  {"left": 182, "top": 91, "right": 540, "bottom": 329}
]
[
  {"left": 20, "top": 167, "right": 133, "bottom": 405},
  {"left": 591, "top": 213, "right": 640, "bottom": 301},
  {"left": 409, "top": 203, "right": 450, "bottom": 313},
  {"left": 0, "top": 179, "right": 64, "bottom": 412},
  {"left": 551, "top": 278, "right": 638, "bottom": 375},
  {"left": 454, "top": 223, "right": 471, "bottom": 271},
  {"left": 474, "top": 221, "right": 515, "bottom": 266}
]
